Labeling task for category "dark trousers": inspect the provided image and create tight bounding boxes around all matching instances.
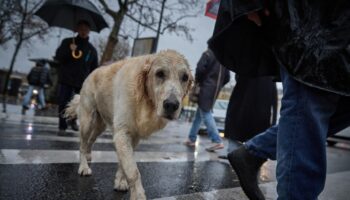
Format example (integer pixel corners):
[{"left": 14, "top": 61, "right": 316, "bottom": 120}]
[{"left": 58, "top": 84, "right": 81, "bottom": 130}]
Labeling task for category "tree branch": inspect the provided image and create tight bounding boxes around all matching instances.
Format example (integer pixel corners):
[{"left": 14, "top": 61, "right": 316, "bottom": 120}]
[
  {"left": 28, "top": 0, "right": 45, "bottom": 14},
  {"left": 22, "top": 26, "right": 49, "bottom": 41},
  {"left": 160, "top": 14, "right": 197, "bottom": 33},
  {"left": 118, "top": 0, "right": 123, "bottom": 7},
  {"left": 0, "top": 35, "right": 12, "bottom": 45},
  {"left": 125, "top": 13, "right": 158, "bottom": 32},
  {"left": 134, "top": 1, "right": 161, "bottom": 13},
  {"left": 98, "top": 0, "right": 117, "bottom": 18},
  {"left": 128, "top": 0, "right": 138, "bottom": 5}
]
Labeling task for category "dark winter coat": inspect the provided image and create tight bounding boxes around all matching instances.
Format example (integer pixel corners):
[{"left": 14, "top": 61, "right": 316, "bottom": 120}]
[
  {"left": 27, "top": 66, "right": 52, "bottom": 87},
  {"left": 208, "top": 0, "right": 350, "bottom": 96},
  {"left": 55, "top": 36, "right": 98, "bottom": 89},
  {"left": 225, "top": 75, "right": 278, "bottom": 142},
  {"left": 196, "top": 50, "right": 230, "bottom": 112}
]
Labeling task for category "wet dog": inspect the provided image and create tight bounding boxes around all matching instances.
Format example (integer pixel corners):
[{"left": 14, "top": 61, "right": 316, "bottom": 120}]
[{"left": 65, "top": 50, "right": 192, "bottom": 200}]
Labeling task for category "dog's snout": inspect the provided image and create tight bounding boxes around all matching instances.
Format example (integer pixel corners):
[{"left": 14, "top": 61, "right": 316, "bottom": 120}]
[{"left": 163, "top": 99, "right": 179, "bottom": 113}]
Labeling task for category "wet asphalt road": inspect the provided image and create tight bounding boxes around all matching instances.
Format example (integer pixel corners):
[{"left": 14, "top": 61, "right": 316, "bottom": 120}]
[
  {"left": 1, "top": 115, "right": 350, "bottom": 200},
  {"left": 0, "top": 162, "right": 238, "bottom": 200},
  {"left": 0, "top": 120, "right": 240, "bottom": 200}
]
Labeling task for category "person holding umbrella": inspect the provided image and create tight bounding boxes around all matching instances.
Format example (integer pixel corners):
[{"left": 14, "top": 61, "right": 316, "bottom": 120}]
[
  {"left": 35, "top": 0, "right": 108, "bottom": 133},
  {"left": 55, "top": 20, "right": 98, "bottom": 133}
]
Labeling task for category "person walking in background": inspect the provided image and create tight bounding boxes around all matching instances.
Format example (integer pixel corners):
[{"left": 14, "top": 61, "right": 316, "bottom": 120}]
[
  {"left": 22, "top": 60, "right": 52, "bottom": 114},
  {"left": 185, "top": 49, "right": 230, "bottom": 151},
  {"left": 55, "top": 20, "right": 98, "bottom": 133},
  {"left": 220, "top": 75, "right": 278, "bottom": 158}
]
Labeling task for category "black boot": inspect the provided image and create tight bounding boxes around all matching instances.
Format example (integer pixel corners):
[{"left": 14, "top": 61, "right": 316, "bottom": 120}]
[{"left": 228, "top": 146, "right": 267, "bottom": 200}]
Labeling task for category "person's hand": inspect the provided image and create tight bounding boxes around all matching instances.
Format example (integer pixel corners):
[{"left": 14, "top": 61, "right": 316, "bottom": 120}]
[
  {"left": 70, "top": 43, "right": 77, "bottom": 51},
  {"left": 247, "top": 12, "right": 262, "bottom": 26},
  {"left": 247, "top": 9, "right": 270, "bottom": 26}
]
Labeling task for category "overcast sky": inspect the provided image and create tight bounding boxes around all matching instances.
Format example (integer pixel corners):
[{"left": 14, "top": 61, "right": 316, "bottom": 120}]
[{"left": 0, "top": 0, "right": 215, "bottom": 74}]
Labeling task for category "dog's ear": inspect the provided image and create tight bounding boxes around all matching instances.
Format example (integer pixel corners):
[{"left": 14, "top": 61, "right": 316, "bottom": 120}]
[{"left": 135, "top": 57, "right": 153, "bottom": 102}]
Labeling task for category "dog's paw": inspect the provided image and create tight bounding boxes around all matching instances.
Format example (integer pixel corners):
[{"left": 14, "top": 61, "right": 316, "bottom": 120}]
[
  {"left": 78, "top": 166, "right": 92, "bottom": 176},
  {"left": 114, "top": 178, "right": 129, "bottom": 191},
  {"left": 130, "top": 190, "right": 146, "bottom": 200}
]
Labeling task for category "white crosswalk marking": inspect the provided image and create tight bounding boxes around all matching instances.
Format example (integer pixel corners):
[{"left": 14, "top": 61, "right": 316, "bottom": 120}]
[{"left": 1, "top": 106, "right": 349, "bottom": 200}]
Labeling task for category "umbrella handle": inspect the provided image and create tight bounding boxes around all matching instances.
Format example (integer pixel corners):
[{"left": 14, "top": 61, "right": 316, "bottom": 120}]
[
  {"left": 72, "top": 50, "right": 83, "bottom": 59},
  {"left": 71, "top": 37, "right": 82, "bottom": 59}
]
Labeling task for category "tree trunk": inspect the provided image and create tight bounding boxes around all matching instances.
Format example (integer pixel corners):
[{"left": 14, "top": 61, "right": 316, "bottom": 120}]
[
  {"left": 2, "top": 0, "right": 28, "bottom": 113},
  {"left": 100, "top": 10, "right": 126, "bottom": 64},
  {"left": 2, "top": 39, "right": 23, "bottom": 113}
]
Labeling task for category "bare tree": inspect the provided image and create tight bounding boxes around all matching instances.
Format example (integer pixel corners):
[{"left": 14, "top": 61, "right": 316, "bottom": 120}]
[
  {"left": 0, "top": 0, "right": 48, "bottom": 47},
  {"left": 94, "top": 36, "right": 130, "bottom": 63},
  {"left": 0, "top": 1, "right": 16, "bottom": 45},
  {"left": 1, "top": 0, "right": 49, "bottom": 113},
  {"left": 97, "top": 0, "right": 200, "bottom": 64}
]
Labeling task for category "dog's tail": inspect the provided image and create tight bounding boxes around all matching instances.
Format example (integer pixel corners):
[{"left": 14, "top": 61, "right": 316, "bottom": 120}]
[{"left": 64, "top": 95, "right": 80, "bottom": 120}]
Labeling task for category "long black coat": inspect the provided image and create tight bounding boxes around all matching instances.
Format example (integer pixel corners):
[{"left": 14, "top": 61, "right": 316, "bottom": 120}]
[
  {"left": 208, "top": 0, "right": 350, "bottom": 96},
  {"left": 196, "top": 50, "right": 230, "bottom": 112},
  {"left": 225, "top": 76, "right": 278, "bottom": 142},
  {"left": 55, "top": 36, "right": 98, "bottom": 89}
]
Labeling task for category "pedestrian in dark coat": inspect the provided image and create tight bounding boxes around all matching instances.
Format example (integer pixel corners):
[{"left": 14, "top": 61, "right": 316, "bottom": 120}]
[
  {"left": 55, "top": 31, "right": 98, "bottom": 89},
  {"left": 224, "top": 75, "right": 277, "bottom": 153},
  {"left": 26, "top": 61, "right": 52, "bottom": 88},
  {"left": 196, "top": 50, "right": 231, "bottom": 112},
  {"left": 208, "top": 1, "right": 350, "bottom": 199},
  {"left": 55, "top": 20, "right": 98, "bottom": 133},
  {"left": 185, "top": 49, "right": 230, "bottom": 151},
  {"left": 22, "top": 60, "right": 52, "bottom": 111}
]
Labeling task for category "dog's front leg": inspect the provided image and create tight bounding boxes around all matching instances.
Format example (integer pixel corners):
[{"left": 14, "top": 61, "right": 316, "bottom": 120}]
[
  {"left": 113, "top": 129, "right": 146, "bottom": 200},
  {"left": 114, "top": 136, "right": 140, "bottom": 191}
]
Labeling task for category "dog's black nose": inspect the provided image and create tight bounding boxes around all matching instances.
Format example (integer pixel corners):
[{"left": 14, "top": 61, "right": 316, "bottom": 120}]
[{"left": 163, "top": 99, "right": 179, "bottom": 113}]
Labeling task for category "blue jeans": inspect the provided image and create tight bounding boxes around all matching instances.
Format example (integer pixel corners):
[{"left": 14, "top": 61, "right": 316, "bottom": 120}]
[
  {"left": 22, "top": 85, "right": 46, "bottom": 108},
  {"left": 188, "top": 108, "right": 222, "bottom": 143},
  {"left": 245, "top": 67, "right": 350, "bottom": 200}
]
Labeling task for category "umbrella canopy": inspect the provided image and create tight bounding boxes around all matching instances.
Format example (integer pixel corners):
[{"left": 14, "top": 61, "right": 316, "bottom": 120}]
[
  {"left": 35, "top": 0, "right": 108, "bottom": 32},
  {"left": 29, "top": 58, "right": 58, "bottom": 64},
  {"left": 205, "top": 0, "right": 220, "bottom": 20},
  {"left": 29, "top": 58, "right": 59, "bottom": 67}
]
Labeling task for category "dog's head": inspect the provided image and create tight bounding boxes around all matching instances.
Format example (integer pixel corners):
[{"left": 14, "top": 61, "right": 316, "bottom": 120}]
[{"left": 138, "top": 50, "right": 193, "bottom": 120}]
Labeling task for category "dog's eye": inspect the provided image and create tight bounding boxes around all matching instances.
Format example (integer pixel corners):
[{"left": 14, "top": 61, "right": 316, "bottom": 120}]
[
  {"left": 181, "top": 74, "right": 189, "bottom": 82},
  {"left": 156, "top": 71, "right": 165, "bottom": 79}
]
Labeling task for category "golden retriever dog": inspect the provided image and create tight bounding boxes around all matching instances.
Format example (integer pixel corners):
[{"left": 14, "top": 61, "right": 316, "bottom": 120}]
[{"left": 65, "top": 50, "right": 193, "bottom": 200}]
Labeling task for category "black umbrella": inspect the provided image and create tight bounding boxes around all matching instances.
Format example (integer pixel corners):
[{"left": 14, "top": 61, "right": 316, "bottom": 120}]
[
  {"left": 29, "top": 58, "right": 59, "bottom": 67},
  {"left": 35, "top": 0, "right": 108, "bottom": 33},
  {"left": 35, "top": 0, "right": 108, "bottom": 59}
]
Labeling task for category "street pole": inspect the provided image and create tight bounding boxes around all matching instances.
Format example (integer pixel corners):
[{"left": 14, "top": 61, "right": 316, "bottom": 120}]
[{"left": 152, "top": 0, "right": 166, "bottom": 53}]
